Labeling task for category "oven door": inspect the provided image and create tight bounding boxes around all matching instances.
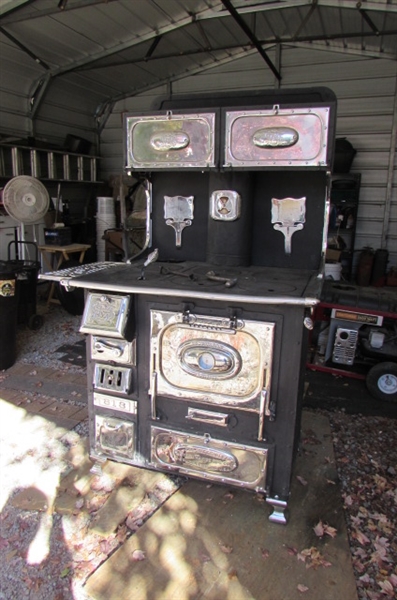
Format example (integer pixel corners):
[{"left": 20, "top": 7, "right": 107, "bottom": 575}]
[{"left": 150, "top": 310, "right": 274, "bottom": 414}]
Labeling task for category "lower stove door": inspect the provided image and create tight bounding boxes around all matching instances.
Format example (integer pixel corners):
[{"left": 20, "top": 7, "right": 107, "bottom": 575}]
[{"left": 150, "top": 426, "right": 269, "bottom": 492}]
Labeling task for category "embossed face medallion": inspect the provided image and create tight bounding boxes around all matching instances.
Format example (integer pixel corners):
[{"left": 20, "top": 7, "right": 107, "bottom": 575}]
[{"left": 210, "top": 190, "right": 241, "bottom": 221}]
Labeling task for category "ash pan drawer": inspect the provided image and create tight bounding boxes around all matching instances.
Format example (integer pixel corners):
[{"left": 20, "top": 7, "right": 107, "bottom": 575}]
[{"left": 150, "top": 426, "right": 268, "bottom": 492}]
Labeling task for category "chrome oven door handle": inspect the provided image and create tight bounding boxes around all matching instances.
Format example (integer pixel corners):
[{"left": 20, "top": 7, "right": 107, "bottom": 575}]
[{"left": 185, "top": 407, "right": 229, "bottom": 427}]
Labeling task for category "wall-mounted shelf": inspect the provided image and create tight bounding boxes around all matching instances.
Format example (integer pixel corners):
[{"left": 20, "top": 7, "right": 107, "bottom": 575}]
[{"left": 0, "top": 143, "right": 100, "bottom": 183}]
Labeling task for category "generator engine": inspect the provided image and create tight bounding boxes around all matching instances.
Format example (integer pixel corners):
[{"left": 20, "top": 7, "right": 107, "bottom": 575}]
[
  {"left": 318, "top": 307, "right": 397, "bottom": 402},
  {"left": 359, "top": 323, "right": 397, "bottom": 363}
]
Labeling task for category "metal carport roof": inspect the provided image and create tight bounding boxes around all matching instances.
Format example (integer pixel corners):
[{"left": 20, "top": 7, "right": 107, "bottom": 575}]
[{"left": 0, "top": 0, "right": 396, "bottom": 125}]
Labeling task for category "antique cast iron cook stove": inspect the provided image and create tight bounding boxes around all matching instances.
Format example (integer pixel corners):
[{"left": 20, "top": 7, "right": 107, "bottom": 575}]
[{"left": 42, "top": 88, "right": 336, "bottom": 523}]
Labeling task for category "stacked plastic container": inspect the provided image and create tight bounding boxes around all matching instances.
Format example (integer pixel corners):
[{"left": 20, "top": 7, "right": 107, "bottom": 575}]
[{"left": 96, "top": 197, "right": 116, "bottom": 261}]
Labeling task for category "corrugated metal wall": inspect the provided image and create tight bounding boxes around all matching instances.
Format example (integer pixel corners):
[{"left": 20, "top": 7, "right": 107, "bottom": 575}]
[
  {"left": 0, "top": 36, "right": 101, "bottom": 147},
  {"left": 101, "top": 47, "right": 397, "bottom": 272}
]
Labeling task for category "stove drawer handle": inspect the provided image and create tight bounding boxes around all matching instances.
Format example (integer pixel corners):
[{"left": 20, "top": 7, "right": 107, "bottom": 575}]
[
  {"left": 94, "top": 339, "right": 123, "bottom": 358},
  {"left": 186, "top": 407, "right": 229, "bottom": 427}
]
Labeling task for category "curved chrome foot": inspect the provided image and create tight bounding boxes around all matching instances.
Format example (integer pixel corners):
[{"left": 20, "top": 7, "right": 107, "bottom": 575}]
[{"left": 266, "top": 497, "right": 288, "bottom": 524}]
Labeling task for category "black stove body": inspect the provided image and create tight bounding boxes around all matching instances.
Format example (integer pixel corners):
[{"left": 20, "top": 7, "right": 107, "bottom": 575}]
[{"left": 42, "top": 88, "right": 336, "bottom": 523}]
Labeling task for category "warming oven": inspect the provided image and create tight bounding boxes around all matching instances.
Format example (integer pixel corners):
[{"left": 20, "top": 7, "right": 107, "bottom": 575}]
[{"left": 40, "top": 88, "right": 336, "bottom": 523}]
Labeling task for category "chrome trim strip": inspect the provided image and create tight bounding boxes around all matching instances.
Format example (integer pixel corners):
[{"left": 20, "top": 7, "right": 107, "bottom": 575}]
[{"left": 55, "top": 279, "right": 319, "bottom": 307}]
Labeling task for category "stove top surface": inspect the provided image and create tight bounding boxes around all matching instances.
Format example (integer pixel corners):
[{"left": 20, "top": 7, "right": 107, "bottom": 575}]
[{"left": 42, "top": 260, "right": 323, "bottom": 303}]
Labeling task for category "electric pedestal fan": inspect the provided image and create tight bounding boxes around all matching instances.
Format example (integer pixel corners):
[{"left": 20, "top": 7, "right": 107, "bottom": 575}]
[
  {"left": 2, "top": 176, "right": 50, "bottom": 329},
  {"left": 2, "top": 175, "right": 50, "bottom": 252}
]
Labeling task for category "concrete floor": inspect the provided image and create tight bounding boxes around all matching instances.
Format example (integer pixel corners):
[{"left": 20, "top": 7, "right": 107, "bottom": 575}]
[
  {"left": 84, "top": 411, "right": 358, "bottom": 600},
  {"left": 1, "top": 358, "right": 358, "bottom": 600}
]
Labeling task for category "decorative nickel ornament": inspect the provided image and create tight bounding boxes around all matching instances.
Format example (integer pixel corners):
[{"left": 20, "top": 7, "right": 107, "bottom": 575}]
[
  {"left": 210, "top": 190, "right": 241, "bottom": 221},
  {"left": 164, "top": 195, "right": 194, "bottom": 247},
  {"left": 252, "top": 126, "right": 299, "bottom": 148},
  {"left": 271, "top": 197, "right": 306, "bottom": 254},
  {"left": 150, "top": 131, "right": 190, "bottom": 152}
]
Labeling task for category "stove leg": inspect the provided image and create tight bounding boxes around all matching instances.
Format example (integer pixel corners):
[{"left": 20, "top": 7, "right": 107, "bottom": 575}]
[{"left": 266, "top": 497, "right": 288, "bottom": 524}]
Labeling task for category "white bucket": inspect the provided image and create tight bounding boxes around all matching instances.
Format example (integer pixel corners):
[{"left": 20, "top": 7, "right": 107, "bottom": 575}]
[
  {"left": 97, "top": 197, "right": 115, "bottom": 215},
  {"left": 324, "top": 262, "right": 342, "bottom": 281}
]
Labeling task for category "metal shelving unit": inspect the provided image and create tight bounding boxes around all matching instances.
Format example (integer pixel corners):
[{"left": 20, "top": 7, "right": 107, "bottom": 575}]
[{"left": 0, "top": 144, "right": 99, "bottom": 183}]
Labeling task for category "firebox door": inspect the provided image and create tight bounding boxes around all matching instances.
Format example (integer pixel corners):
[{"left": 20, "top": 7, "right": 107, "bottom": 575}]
[{"left": 149, "top": 309, "right": 274, "bottom": 416}]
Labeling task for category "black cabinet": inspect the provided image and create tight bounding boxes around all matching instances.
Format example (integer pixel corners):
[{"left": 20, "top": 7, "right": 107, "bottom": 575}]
[{"left": 328, "top": 173, "right": 361, "bottom": 280}]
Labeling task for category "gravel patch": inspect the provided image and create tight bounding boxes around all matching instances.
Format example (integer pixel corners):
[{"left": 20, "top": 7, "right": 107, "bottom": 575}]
[
  {"left": 16, "top": 300, "right": 85, "bottom": 373},
  {"left": 326, "top": 409, "right": 397, "bottom": 600}
]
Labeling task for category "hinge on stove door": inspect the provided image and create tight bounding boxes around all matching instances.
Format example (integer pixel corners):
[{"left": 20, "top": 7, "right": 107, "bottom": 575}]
[
  {"left": 149, "top": 350, "right": 159, "bottom": 421},
  {"left": 258, "top": 387, "right": 276, "bottom": 441}
]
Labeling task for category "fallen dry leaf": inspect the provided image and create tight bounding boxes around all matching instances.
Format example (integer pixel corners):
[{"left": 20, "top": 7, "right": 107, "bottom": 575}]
[
  {"left": 378, "top": 580, "right": 394, "bottom": 596},
  {"left": 199, "top": 552, "right": 211, "bottom": 563},
  {"left": 296, "top": 475, "right": 308, "bottom": 486},
  {"left": 90, "top": 475, "right": 115, "bottom": 493},
  {"left": 297, "top": 547, "right": 332, "bottom": 569},
  {"left": 297, "top": 584, "right": 309, "bottom": 593},
  {"left": 313, "top": 521, "right": 325, "bottom": 537},
  {"left": 227, "top": 568, "right": 238, "bottom": 580},
  {"left": 131, "top": 549, "right": 146, "bottom": 562},
  {"left": 75, "top": 497, "right": 84, "bottom": 509},
  {"left": 0, "top": 536, "right": 9, "bottom": 550},
  {"left": 352, "top": 528, "right": 371, "bottom": 546},
  {"left": 223, "top": 491, "right": 235, "bottom": 500}
]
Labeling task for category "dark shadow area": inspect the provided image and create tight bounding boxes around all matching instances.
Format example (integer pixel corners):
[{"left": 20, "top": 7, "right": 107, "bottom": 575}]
[{"left": 304, "top": 369, "right": 397, "bottom": 418}]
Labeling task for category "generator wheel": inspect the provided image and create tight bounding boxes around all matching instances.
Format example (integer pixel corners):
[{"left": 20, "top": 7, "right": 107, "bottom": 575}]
[
  {"left": 28, "top": 313, "right": 44, "bottom": 330},
  {"left": 366, "top": 362, "right": 397, "bottom": 403}
]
